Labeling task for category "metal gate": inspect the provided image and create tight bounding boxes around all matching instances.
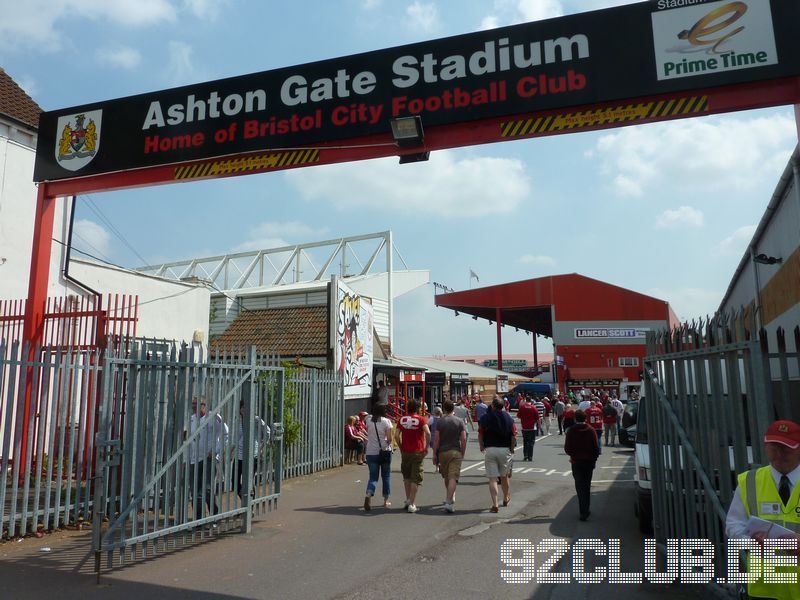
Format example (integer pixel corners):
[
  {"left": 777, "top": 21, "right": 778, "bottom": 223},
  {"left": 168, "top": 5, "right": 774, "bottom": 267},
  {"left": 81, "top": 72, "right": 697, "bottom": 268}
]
[
  {"left": 643, "top": 311, "right": 798, "bottom": 595},
  {"left": 92, "top": 342, "right": 284, "bottom": 571}
]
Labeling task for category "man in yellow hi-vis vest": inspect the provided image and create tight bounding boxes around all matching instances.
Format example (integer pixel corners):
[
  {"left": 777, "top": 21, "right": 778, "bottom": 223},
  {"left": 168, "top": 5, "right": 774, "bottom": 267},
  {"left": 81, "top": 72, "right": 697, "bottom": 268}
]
[{"left": 726, "top": 420, "right": 800, "bottom": 600}]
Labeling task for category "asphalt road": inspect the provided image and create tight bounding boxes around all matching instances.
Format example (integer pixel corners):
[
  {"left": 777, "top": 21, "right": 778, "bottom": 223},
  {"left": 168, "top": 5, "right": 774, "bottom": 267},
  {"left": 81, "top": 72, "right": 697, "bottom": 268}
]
[{"left": 0, "top": 417, "right": 714, "bottom": 600}]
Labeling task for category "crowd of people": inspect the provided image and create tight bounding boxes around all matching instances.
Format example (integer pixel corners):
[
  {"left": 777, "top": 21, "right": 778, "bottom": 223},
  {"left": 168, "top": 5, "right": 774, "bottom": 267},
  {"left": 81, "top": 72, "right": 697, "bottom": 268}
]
[
  {"left": 344, "top": 387, "right": 630, "bottom": 520},
  {"left": 344, "top": 386, "right": 800, "bottom": 599}
]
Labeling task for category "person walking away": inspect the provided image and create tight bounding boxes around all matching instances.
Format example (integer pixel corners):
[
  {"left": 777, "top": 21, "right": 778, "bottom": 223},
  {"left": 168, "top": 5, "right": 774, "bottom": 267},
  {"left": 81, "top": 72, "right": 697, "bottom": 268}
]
[
  {"left": 585, "top": 400, "right": 604, "bottom": 452},
  {"left": 564, "top": 410, "right": 600, "bottom": 521},
  {"left": 454, "top": 398, "right": 473, "bottom": 433},
  {"left": 428, "top": 407, "right": 442, "bottom": 450},
  {"left": 364, "top": 404, "right": 394, "bottom": 511},
  {"left": 516, "top": 396, "right": 540, "bottom": 462},
  {"left": 432, "top": 399, "right": 467, "bottom": 513},
  {"left": 478, "top": 398, "right": 516, "bottom": 512},
  {"left": 236, "top": 400, "right": 270, "bottom": 500},
  {"left": 726, "top": 419, "right": 800, "bottom": 600},
  {"left": 541, "top": 397, "right": 552, "bottom": 435},
  {"left": 533, "top": 396, "right": 545, "bottom": 426},
  {"left": 610, "top": 395, "right": 624, "bottom": 436},
  {"left": 396, "top": 399, "right": 430, "bottom": 513},
  {"left": 189, "top": 397, "right": 229, "bottom": 522},
  {"left": 602, "top": 400, "right": 618, "bottom": 446},
  {"left": 474, "top": 395, "right": 488, "bottom": 422},
  {"left": 562, "top": 402, "right": 576, "bottom": 431},
  {"left": 554, "top": 396, "right": 566, "bottom": 435}
]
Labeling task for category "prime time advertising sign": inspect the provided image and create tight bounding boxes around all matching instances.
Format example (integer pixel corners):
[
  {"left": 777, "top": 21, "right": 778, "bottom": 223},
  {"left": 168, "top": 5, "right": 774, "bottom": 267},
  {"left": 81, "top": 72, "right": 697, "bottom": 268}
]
[{"left": 34, "top": 0, "right": 800, "bottom": 182}]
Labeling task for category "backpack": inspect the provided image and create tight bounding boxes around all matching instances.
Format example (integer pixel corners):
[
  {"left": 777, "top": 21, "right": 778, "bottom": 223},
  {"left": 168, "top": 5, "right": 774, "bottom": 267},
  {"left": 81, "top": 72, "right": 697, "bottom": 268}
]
[{"left": 602, "top": 403, "right": 617, "bottom": 417}]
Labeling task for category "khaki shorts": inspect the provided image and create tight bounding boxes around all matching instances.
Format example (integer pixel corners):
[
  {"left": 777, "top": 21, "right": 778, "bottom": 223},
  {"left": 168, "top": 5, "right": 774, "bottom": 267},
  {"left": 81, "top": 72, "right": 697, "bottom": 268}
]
[
  {"left": 484, "top": 446, "right": 513, "bottom": 478},
  {"left": 401, "top": 451, "right": 425, "bottom": 485},
  {"left": 438, "top": 449, "right": 463, "bottom": 480}
]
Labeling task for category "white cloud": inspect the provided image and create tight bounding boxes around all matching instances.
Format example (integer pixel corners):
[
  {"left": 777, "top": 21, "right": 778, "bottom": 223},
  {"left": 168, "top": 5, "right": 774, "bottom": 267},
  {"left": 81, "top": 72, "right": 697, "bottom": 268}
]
[
  {"left": 656, "top": 206, "right": 704, "bottom": 230},
  {"left": 517, "top": 0, "right": 564, "bottom": 21},
  {"left": 182, "top": 0, "right": 229, "bottom": 19},
  {"left": 714, "top": 225, "right": 756, "bottom": 257},
  {"left": 590, "top": 114, "right": 797, "bottom": 197},
  {"left": 232, "top": 222, "right": 328, "bottom": 252},
  {"left": 14, "top": 75, "right": 38, "bottom": 98},
  {"left": 163, "top": 41, "right": 200, "bottom": 85},
  {"left": 482, "top": 0, "right": 635, "bottom": 29},
  {"left": 519, "top": 254, "right": 556, "bottom": 266},
  {"left": 284, "top": 151, "right": 531, "bottom": 218},
  {"left": 480, "top": 15, "right": 500, "bottom": 30},
  {"left": 647, "top": 286, "right": 722, "bottom": 322},
  {"left": 406, "top": 1, "right": 438, "bottom": 33},
  {"left": 569, "top": 0, "right": 636, "bottom": 11},
  {"left": 481, "top": 0, "right": 562, "bottom": 29},
  {"left": 96, "top": 46, "right": 142, "bottom": 69},
  {"left": 73, "top": 219, "right": 112, "bottom": 259},
  {"left": 361, "top": 0, "right": 382, "bottom": 8},
  {"left": 0, "top": 0, "right": 183, "bottom": 51}
]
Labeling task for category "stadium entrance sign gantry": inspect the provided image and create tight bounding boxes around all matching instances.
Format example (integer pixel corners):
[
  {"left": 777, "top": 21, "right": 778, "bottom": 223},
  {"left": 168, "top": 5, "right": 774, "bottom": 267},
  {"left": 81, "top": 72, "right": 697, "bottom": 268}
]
[{"left": 27, "top": 0, "right": 800, "bottom": 350}]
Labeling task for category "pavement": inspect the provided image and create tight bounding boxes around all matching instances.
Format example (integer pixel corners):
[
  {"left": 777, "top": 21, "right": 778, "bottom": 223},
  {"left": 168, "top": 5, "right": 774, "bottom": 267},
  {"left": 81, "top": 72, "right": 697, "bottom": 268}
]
[{"left": 0, "top": 419, "right": 718, "bottom": 600}]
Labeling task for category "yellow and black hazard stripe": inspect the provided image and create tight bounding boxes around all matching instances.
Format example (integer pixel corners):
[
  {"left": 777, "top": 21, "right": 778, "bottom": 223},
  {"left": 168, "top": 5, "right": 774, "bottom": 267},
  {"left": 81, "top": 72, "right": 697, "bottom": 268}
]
[
  {"left": 500, "top": 96, "right": 709, "bottom": 138},
  {"left": 174, "top": 148, "right": 320, "bottom": 180}
]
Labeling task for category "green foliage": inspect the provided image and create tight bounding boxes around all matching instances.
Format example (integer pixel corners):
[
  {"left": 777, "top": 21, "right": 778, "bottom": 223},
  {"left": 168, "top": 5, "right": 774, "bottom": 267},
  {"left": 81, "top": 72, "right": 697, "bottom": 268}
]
[
  {"left": 280, "top": 361, "right": 303, "bottom": 449},
  {"left": 256, "top": 362, "right": 303, "bottom": 450}
]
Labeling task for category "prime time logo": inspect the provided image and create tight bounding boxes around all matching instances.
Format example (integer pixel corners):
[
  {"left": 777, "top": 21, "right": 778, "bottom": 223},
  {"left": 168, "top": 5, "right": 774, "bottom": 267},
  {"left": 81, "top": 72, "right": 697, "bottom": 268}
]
[{"left": 651, "top": 0, "right": 778, "bottom": 81}]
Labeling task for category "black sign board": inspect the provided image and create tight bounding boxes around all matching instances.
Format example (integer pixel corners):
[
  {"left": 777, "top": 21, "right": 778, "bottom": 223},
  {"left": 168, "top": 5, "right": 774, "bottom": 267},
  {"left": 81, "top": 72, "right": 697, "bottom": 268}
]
[
  {"left": 35, "top": 0, "right": 800, "bottom": 182},
  {"left": 566, "top": 379, "right": 621, "bottom": 388},
  {"left": 425, "top": 372, "right": 447, "bottom": 385}
]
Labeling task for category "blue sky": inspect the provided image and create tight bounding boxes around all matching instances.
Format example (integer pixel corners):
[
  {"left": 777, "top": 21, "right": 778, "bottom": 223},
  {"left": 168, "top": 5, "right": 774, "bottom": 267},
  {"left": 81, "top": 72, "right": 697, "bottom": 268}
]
[{"left": 2, "top": 0, "right": 796, "bottom": 357}]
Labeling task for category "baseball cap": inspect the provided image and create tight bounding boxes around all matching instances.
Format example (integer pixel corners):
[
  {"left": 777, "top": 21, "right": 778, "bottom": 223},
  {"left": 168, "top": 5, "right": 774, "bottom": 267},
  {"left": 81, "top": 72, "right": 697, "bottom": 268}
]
[
  {"left": 358, "top": 411, "right": 368, "bottom": 417},
  {"left": 764, "top": 420, "right": 800, "bottom": 449}
]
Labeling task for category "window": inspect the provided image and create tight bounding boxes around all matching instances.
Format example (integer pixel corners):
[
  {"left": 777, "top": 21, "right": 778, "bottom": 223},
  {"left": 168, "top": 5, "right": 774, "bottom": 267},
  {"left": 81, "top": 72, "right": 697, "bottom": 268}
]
[{"left": 619, "top": 357, "right": 640, "bottom": 367}]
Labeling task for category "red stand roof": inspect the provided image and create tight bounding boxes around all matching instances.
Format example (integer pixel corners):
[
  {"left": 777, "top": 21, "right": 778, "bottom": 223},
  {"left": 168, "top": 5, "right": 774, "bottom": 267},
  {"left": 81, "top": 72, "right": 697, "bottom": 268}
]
[{"left": 435, "top": 274, "right": 678, "bottom": 336}]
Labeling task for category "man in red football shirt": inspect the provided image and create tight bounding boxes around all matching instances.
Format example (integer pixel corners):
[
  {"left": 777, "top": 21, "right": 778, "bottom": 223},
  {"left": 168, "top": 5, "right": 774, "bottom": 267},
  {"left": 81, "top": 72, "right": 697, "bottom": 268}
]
[
  {"left": 396, "top": 399, "right": 430, "bottom": 513},
  {"left": 516, "top": 397, "right": 540, "bottom": 462},
  {"left": 585, "top": 399, "right": 604, "bottom": 452}
]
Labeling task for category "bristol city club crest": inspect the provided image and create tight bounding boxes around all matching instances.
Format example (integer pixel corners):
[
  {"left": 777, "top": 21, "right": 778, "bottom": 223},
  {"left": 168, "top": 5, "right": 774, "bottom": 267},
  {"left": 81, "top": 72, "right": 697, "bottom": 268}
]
[{"left": 55, "top": 110, "right": 102, "bottom": 171}]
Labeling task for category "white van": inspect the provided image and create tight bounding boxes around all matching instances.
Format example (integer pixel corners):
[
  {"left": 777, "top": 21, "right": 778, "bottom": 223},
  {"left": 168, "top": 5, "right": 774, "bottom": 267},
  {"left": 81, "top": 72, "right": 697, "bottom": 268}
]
[
  {"left": 632, "top": 393, "right": 754, "bottom": 535},
  {"left": 632, "top": 394, "right": 652, "bottom": 534}
]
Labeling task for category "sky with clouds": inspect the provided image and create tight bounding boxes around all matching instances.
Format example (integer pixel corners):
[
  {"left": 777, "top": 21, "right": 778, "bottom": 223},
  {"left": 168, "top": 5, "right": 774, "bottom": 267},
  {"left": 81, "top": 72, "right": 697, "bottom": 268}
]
[{"left": 2, "top": 0, "right": 796, "bottom": 357}]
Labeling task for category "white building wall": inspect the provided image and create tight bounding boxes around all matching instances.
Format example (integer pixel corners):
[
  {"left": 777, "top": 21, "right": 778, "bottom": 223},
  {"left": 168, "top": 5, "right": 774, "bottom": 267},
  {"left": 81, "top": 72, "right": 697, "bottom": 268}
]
[
  {"left": 0, "top": 127, "right": 209, "bottom": 343},
  {"left": 68, "top": 259, "right": 210, "bottom": 342},
  {"left": 0, "top": 133, "right": 52, "bottom": 300},
  {"left": 372, "top": 297, "right": 389, "bottom": 342},
  {"left": 719, "top": 154, "right": 800, "bottom": 353}
]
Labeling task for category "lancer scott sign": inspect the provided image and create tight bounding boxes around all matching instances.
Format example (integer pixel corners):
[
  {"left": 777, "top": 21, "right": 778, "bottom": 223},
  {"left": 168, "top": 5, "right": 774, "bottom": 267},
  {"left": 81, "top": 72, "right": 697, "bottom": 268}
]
[{"left": 34, "top": 0, "right": 800, "bottom": 182}]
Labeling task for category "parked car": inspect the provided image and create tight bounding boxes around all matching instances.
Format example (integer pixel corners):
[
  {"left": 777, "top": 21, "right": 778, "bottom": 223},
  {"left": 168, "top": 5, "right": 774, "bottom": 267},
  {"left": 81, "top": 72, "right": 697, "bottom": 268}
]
[
  {"left": 619, "top": 423, "right": 636, "bottom": 448},
  {"left": 621, "top": 400, "right": 638, "bottom": 429},
  {"left": 632, "top": 396, "right": 652, "bottom": 534},
  {"left": 632, "top": 394, "right": 753, "bottom": 536},
  {"left": 506, "top": 383, "right": 554, "bottom": 409}
]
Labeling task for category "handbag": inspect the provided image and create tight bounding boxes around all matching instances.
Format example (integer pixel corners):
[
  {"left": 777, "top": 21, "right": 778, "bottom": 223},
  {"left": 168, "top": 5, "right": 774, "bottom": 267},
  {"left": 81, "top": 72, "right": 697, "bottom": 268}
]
[{"left": 374, "top": 421, "right": 392, "bottom": 464}]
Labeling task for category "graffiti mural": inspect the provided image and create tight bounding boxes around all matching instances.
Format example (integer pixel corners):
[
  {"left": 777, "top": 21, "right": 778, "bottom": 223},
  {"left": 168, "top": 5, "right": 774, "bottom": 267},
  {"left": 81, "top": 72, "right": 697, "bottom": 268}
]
[{"left": 335, "top": 280, "right": 373, "bottom": 398}]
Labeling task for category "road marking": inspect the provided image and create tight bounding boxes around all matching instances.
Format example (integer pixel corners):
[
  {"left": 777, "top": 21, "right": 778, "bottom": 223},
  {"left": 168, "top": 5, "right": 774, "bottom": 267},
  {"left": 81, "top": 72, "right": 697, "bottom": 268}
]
[
  {"left": 600, "top": 466, "right": 634, "bottom": 469},
  {"left": 460, "top": 462, "right": 483, "bottom": 473},
  {"left": 545, "top": 469, "right": 557, "bottom": 475},
  {"left": 593, "top": 479, "right": 635, "bottom": 483}
]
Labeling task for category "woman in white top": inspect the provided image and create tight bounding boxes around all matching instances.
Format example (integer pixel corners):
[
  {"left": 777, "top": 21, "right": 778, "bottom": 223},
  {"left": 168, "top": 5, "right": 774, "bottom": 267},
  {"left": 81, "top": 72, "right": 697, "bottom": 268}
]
[{"left": 364, "top": 404, "right": 393, "bottom": 511}]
